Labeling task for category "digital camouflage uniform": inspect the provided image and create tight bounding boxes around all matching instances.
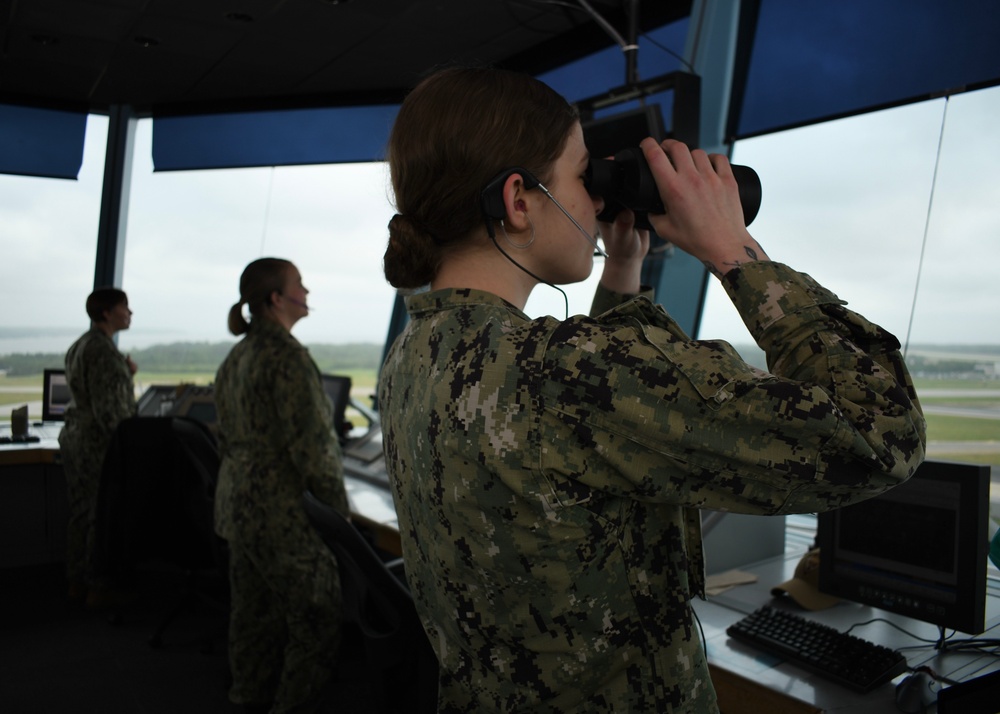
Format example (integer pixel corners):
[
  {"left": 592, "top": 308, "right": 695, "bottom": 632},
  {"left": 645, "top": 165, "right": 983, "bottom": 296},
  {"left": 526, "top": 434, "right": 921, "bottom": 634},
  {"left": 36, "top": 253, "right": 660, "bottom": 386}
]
[
  {"left": 215, "top": 317, "right": 349, "bottom": 714},
  {"left": 378, "top": 261, "right": 926, "bottom": 714},
  {"left": 58, "top": 328, "right": 136, "bottom": 587}
]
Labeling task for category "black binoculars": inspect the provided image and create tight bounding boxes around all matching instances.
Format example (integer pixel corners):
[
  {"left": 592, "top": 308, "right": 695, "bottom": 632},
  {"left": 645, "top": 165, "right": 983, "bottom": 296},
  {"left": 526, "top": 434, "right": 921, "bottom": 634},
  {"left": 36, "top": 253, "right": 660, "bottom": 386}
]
[{"left": 584, "top": 147, "right": 761, "bottom": 229}]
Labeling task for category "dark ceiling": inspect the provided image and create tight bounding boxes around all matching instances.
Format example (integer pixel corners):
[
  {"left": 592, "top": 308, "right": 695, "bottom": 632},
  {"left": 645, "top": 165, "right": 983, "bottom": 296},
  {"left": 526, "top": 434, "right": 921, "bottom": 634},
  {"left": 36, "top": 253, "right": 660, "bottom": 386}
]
[{"left": 0, "top": 0, "right": 691, "bottom": 116}]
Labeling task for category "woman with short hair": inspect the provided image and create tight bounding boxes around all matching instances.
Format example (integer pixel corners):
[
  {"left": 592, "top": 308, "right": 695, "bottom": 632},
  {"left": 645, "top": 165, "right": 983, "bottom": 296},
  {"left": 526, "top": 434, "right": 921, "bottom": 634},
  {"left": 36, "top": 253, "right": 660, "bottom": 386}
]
[{"left": 59, "top": 286, "right": 137, "bottom": 604}]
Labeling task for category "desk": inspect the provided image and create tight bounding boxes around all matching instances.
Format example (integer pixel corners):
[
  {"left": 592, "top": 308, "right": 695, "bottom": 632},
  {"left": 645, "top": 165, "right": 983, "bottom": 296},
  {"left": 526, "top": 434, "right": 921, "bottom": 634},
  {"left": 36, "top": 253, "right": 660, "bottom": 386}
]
[
  {"left": 0, "top": 423, "right": 403, "bottom": 566},
  {"left": 0, "top": 422, "right": 62, "bottom": 464},
  {"left": 0, "top": 423, "right": 66, "bottom": 567},
  {"left": 345, "top": 467, "right": 400, "bottom": 557},
  {"left": 696, "top": 549, "right": 1000, "bottom": 713}
]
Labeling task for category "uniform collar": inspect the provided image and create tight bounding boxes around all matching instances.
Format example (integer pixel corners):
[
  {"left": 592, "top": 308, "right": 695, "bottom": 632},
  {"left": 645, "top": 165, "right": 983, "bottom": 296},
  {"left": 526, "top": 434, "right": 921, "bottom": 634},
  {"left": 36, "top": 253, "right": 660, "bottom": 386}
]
[{"left": 404, "top": 287, "right": 527, "bottom": 320}]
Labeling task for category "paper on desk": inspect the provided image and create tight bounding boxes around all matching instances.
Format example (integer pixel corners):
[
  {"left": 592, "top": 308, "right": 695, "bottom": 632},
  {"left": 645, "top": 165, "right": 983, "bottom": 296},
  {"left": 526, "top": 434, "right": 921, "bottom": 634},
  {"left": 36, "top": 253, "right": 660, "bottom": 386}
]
[{"left": 705, "top": 569, "right": 758, "bottom": 596}]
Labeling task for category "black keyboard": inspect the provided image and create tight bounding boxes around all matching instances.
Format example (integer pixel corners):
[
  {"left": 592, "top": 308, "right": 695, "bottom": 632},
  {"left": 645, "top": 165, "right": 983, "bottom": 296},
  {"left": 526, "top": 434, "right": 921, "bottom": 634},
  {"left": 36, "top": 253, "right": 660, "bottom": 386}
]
[
  {"left": 0, "top": 434, "right": 41, "bottom": 444},
  {"left": 727, "top": 605, "right": 908, "bottom": 693}
]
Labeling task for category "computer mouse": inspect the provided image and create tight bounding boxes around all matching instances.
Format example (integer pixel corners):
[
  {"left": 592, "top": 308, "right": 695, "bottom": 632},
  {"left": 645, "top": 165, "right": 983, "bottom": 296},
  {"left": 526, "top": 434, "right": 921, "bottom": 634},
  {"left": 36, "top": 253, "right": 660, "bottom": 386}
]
[{"left": 895, "top": 671, "right": 938, "bottom": 713}]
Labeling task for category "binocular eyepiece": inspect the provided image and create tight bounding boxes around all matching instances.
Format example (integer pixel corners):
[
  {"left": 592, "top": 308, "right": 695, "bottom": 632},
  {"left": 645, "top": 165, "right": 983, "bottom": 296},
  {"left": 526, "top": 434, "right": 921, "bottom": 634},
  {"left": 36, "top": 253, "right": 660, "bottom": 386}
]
[{"left": 584, "top": 147, "right": 761, "bottom": 229}]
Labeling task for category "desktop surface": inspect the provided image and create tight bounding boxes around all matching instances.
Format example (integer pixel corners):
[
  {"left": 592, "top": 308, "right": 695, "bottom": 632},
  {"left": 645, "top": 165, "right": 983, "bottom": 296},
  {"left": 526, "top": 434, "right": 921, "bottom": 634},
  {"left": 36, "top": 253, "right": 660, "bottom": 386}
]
[
  {"left": 0, "top": 423, "right": 61, "bottom": 463},
  {"left": 696, "top": 549, "right": 1000, "bottom": 713}
]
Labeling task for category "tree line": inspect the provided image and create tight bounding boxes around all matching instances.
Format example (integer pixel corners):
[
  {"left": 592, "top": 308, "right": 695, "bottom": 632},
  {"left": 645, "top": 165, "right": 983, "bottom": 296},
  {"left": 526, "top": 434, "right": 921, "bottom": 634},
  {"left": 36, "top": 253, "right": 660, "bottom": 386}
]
[
  {"left": 0, "top": 341, "right": 384, "bottom": 377},
  {"left": 2, "top": 341, "right": 996, "bottom": 379}
]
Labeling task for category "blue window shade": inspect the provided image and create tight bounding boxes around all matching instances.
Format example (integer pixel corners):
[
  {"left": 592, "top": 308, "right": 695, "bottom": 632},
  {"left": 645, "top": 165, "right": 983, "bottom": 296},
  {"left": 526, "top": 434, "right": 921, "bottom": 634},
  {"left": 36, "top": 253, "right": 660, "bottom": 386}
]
[
  {"left": 736, "top": 0, "right": 1000, "bottom": 138},
  {"left": 0, "top": 104, "right": 87, "bottom": 180},
  {"left": 151, "top": 20, "right": 688, "bottom": 173},
  {"left": 152, "top": 104, "right": 400, "bottom": 171}
]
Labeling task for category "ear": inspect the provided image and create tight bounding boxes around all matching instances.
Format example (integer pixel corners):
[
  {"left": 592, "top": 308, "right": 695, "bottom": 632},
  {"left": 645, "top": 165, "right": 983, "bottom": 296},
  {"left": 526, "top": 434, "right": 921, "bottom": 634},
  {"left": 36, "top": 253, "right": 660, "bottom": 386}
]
[
  {"left": 480, "top": 167, "right": 541, "bottom": 233},
  {"left": 502, "top": 173, "right": 537, "bottom": 232}
]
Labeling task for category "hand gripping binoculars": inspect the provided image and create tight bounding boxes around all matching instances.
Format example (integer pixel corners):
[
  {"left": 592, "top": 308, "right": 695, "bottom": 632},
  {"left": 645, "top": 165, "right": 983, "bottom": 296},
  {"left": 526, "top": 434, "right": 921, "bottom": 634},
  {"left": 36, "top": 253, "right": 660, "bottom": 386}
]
[{"left": 584, "top": 147, "right": 761, "bottom": 229}]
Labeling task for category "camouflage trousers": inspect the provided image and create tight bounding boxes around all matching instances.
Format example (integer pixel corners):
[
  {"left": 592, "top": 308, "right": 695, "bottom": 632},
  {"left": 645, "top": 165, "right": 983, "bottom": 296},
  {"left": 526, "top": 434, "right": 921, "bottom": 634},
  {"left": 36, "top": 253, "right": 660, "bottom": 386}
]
[
  {"left": 59, "top": 436, "right": 105, "bottom": 586},
  {"left": 226, "top": 523, "right": 343, "bottom": 714}
]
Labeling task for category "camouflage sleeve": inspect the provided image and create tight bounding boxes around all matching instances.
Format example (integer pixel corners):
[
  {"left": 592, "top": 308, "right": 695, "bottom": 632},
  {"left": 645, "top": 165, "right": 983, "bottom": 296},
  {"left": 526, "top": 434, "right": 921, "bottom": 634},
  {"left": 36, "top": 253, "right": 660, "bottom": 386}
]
[
  {"left": 82, "top": 337, "right": 135, "bottom": 439},
  {"left": 273, "top": 346, "right": 349, "bottom": 516},
  {"left": 589, "top": 282, "right": 655, "bottom": 317},
  {"left": 213, "top": 358, "right": 233, "bottom": 464},
  {"left": 538, "top": 262, "right": 925, "bottom": 515},
  {"left": 723, "top": 261, "right": 926, "bottom": 474}
]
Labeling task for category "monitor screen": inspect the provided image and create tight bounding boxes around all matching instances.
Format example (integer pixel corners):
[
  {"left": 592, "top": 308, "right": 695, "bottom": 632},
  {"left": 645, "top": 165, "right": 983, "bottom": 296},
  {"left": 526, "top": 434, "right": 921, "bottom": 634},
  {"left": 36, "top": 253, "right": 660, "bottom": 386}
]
[
  {"left": 321, "top": 373, "right": 352, "bottom": 441},
  {"left": 137, "top": 385, "right": 180, "bottom": 417},
  {"left": 169, "top": 385, "right": 217, "bottom": 429},
  {"left": 42, "top": 368, "right": 71, "bottom": 421},
  {"left": 817, "top": 460, "right": 991, "bottom": 635}
]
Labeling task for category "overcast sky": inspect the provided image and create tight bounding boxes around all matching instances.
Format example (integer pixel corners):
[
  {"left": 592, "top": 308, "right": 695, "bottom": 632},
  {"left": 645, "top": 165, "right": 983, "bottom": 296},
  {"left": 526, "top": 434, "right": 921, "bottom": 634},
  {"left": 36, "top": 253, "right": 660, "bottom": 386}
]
[{"left": 1, "top": 84, "right": 998, "bottom": 357}]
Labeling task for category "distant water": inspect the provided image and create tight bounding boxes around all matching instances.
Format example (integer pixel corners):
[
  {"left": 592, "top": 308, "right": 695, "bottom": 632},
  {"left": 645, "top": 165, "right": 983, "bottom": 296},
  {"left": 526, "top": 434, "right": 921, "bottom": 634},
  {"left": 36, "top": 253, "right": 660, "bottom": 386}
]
[{"left": 0, "top": 327, "right": 219, "bottom": 355}]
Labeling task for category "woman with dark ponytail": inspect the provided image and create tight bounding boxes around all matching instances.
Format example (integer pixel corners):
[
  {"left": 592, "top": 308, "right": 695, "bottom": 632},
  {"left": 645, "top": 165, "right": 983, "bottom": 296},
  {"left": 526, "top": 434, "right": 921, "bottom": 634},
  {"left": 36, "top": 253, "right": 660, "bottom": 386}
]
[{"left": 214, "top": 257, "right": 348, "bottom": 714}]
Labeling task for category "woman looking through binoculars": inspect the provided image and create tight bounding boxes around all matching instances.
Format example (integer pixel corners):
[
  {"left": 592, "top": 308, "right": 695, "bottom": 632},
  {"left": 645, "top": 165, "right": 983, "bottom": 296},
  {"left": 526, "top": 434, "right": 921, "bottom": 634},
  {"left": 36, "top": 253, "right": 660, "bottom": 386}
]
[{"left": 378, "top": 65, "right": 926, "bottom": 713}]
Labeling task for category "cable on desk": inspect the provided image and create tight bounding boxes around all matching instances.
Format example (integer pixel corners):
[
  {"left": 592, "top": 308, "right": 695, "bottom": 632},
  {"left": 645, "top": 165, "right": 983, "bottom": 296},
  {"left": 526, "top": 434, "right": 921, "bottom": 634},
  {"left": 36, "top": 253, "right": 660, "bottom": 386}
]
[
  {"left": 844, "top": 617, "right": 948, "bottom": 646},
  {"left": 846, "top": 617, "right": 1000, "bottom": 655},
  {"left": 936, "top": 637, "right": 1000, "bottom": 655},
  {"left": 846, "top": 616, "right": 1000, "bottom": 689}
]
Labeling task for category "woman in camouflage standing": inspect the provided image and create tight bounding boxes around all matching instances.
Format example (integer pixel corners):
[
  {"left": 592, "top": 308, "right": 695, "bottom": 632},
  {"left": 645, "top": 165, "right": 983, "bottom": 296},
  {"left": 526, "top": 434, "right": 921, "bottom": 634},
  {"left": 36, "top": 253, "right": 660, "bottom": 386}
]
[
  {"left": 214, "top": 257, "right": 349, "bottom": 714},
  {"left": 59, "top": 287, "right": 137, "bottom": 605}
]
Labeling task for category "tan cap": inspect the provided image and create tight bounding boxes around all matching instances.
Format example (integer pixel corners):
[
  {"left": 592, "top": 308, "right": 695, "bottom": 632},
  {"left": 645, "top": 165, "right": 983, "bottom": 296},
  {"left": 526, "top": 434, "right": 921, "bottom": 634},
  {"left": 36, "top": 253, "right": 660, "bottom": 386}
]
[{"left": 770, "top": 548, "right": 840, "bottom": 611}]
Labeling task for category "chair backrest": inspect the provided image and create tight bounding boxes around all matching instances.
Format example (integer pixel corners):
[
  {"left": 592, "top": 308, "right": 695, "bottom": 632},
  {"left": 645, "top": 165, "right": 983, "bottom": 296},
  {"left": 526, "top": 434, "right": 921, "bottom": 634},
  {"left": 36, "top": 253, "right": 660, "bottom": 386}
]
[
  {"left": 170, "top": 416, "right": 226, "bottom": 569},
  {"left": 94, "top": 416, "right": 223, "bottom": 578},
  {"left": 302, "top": 491, "right": 438, "bottom": 712},
  {"left": 171, "top": 416, "right": 220, "bottom": 496},
  {"left": 302, "top": 489, "right": 438, "bottom": 710},
  {"left": 302, "top": 490, "right": 414, "bottom": 645}
]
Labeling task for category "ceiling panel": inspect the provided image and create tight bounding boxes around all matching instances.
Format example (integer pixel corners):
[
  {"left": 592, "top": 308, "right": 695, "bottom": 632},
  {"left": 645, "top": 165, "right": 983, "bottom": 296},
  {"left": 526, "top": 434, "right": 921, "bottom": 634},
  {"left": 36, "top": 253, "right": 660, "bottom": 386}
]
[{"left": 0, "top": 0, "right": 691, "bottom": 115}]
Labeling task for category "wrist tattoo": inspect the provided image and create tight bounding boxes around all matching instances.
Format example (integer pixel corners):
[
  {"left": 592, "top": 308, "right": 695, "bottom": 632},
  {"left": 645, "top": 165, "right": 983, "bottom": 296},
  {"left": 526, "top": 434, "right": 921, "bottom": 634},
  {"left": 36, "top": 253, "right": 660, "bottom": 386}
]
[{"left": 707, "top": 245, "right": 762, "bottom": 279}]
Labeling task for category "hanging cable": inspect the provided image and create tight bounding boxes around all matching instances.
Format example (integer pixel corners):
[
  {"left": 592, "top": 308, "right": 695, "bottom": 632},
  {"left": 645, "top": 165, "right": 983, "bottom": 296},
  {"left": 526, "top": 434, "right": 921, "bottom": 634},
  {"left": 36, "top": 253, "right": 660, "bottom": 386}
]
[
  {"left": 574, "top": 0, "right": 634, "bottom": 52},
  {"left": 903, "top": 98, "right": 950, "bottom": 358},
  {"left": 259, "top": 166, "right": 276, "bottom": 256}
]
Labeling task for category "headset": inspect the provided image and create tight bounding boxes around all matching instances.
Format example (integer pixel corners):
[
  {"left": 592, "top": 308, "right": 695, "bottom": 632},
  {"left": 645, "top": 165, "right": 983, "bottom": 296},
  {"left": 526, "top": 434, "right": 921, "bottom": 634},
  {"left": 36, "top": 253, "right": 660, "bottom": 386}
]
[
  {"left": 479, "top": 167, "right": 540, "bottom": 237},
  {"left": 479, "top": 166, "right": 607, "bottom": 257}
]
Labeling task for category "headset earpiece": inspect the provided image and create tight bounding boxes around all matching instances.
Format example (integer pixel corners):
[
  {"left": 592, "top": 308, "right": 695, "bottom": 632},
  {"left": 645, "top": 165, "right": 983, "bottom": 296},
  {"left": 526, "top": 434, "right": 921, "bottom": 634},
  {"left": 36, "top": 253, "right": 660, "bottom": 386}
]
[{"left": 480, "top": 167, "right": 541, "bottom": 222}]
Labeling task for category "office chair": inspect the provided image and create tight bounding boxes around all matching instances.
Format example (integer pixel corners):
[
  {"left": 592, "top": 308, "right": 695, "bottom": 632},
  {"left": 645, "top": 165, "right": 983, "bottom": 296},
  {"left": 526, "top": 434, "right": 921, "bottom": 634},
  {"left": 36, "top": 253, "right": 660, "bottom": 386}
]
[
  {"left": 301, "top": 490, "right": 437, "bottom": 714},
  {"left": 93, "top": 415, "right": 228, "bottom": 651},
  {"left": 147, "top": 416, "right": 228, "bottom": 650}
]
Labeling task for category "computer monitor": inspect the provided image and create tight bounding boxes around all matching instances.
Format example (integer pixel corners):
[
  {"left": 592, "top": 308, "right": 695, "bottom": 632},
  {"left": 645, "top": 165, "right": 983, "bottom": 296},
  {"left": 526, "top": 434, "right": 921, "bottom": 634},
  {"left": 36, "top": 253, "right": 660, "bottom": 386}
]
[
  {"left": 42, "top": 368, "right": 71, "bottom": 421},
  {"left": 581, "top": 104, "right": 666, "bottom": 161},
  {"left": 817, "top": 459, "right": 991, "bottom": 635},
  {"left": 170, "top": 385, "right": 217, "bottom": 431},
  {"left": 321, "top": 374, "right": 352, "bottom": 443},
  {"left": 136, "top": 385, "right": 180, "bottom": 417}
]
